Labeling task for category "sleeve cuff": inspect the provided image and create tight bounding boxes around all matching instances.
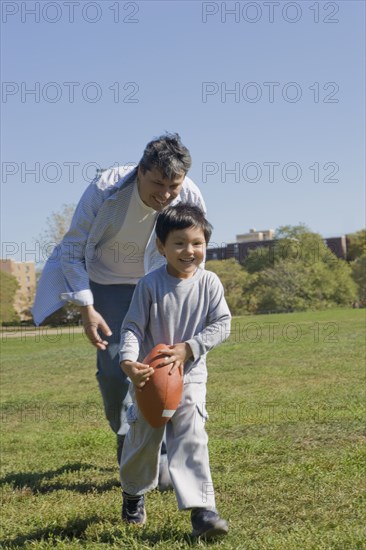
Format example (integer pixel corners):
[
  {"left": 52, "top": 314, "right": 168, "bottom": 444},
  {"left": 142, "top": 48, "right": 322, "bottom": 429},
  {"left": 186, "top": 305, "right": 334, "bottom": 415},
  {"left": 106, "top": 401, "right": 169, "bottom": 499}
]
[
  {"left": 60, "top": 289, "right": 94, "bottom": 306},
  {"left": 185, "top": 338, "right": 202, "bottom": 362},
  {"left": 119, "top": 352, "right": 138, "bottom": 363}
]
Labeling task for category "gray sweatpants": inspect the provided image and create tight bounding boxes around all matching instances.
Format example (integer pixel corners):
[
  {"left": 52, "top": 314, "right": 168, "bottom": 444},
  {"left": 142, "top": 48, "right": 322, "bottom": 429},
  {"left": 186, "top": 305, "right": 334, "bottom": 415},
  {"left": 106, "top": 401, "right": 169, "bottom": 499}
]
[{"left": 120, "top": 382, "right": 216, "bottom": 510}]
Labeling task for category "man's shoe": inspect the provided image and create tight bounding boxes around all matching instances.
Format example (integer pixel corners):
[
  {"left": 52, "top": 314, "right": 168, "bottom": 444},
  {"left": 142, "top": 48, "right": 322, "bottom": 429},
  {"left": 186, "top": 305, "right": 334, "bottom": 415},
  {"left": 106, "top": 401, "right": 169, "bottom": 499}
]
[
  {"left": 122, "top": 492, "right": 147, "bottom": 525},
  {"left": 158, "top": 452, "right": 173, "bottom": 492},
  {"left": 191, "top": 508, "right": 228, "bottom": 540}
]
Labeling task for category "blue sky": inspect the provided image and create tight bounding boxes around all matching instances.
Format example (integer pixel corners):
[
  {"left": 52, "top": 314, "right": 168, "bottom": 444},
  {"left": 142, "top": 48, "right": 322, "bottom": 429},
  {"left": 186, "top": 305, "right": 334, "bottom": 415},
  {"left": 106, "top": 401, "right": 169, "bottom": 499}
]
[{"left": 1, "top": 0, "right": 365, "bottom": 262}]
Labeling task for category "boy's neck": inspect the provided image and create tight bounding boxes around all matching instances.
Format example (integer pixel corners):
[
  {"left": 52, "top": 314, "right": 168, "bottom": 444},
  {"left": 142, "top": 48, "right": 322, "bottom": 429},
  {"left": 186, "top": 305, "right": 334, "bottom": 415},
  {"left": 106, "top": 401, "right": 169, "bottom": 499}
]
[{"left": 166, "top": 264, "right": 198, "bottom": 279}]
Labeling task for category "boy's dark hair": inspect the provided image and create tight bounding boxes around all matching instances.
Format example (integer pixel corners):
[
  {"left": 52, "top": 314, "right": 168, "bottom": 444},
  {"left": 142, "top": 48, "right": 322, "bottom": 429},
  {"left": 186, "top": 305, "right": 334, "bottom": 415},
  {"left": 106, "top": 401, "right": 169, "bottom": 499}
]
[
  {"left": 155, "top": 204, "right": 213, "bottom": 245},
  {"left": 139, "top": 133, "right": 192, "bottom": 179}
]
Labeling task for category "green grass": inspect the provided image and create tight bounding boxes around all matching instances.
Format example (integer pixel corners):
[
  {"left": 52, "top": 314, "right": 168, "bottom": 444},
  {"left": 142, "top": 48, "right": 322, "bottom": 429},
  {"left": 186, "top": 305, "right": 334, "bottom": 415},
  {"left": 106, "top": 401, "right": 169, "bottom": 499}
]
[{"left": 1, "top": 309, "right": 365, "bottom": 549}]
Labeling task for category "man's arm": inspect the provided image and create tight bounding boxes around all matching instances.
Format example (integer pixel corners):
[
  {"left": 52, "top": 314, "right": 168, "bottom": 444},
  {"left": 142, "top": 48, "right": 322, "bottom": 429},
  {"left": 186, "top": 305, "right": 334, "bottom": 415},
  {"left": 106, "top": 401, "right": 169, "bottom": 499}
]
[
  {"left": 60, "top": 167, "right": 135, "bottom": 347},
  {"left": 60, "top": 170, "right": 118, "bottom": 306}
]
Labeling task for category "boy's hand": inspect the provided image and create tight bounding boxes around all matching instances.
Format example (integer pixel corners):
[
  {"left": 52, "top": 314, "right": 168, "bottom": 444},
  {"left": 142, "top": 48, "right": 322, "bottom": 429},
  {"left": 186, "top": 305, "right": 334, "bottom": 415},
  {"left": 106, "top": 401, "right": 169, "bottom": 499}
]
[
  {"left": 158, "top": 343, "right": 193, "bottom": 376},
  {"left": 120, "top": 360, "right": 154, "bottom": 390}
]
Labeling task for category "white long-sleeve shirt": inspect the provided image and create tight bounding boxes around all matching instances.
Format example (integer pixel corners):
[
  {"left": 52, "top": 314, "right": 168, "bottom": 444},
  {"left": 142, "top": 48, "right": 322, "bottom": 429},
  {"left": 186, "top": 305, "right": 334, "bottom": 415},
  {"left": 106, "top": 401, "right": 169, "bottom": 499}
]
[{"left": 119, "top": 266, "right": 231, "bottom": 384}]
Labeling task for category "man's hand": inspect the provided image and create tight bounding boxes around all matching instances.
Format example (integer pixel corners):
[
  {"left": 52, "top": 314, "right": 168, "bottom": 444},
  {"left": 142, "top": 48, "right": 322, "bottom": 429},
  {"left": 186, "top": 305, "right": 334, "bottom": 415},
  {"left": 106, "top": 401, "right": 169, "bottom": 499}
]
[
  {"left": 158, "top": 343, "right": 193, "bottom": 376},
  {"left": 80, "top": 305, "right": 112, "bottom": 350},
  {"left": 120, "top": 360, "right": 154, "bottom": 389}
]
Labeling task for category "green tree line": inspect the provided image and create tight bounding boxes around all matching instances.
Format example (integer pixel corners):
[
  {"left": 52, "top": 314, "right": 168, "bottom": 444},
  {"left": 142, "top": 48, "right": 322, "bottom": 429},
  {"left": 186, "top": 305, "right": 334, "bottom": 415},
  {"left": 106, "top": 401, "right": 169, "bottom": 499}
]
[
  {"left": 207, "top": 226, "right": 365, "bottom": 315},
  {"left": 1, "top": 211, "right": 365, "bottom": 324}
]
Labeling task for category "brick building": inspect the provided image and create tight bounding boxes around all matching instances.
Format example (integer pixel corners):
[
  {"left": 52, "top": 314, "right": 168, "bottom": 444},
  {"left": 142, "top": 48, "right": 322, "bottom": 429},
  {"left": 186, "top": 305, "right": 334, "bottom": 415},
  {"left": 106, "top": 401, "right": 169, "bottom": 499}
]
[
  {"left": 206, "top": 232, "right": 348, "bottom": 263},
  {"left": 0, "top": 259, "right": 36, "bottom": 320}
]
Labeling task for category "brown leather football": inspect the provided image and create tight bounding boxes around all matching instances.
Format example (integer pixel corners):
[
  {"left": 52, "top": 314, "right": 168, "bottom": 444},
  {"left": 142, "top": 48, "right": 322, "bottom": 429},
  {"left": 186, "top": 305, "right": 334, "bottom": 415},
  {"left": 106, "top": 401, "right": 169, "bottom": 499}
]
[{"left": 136, "top": 344, "right": 183, "bottom": 428}]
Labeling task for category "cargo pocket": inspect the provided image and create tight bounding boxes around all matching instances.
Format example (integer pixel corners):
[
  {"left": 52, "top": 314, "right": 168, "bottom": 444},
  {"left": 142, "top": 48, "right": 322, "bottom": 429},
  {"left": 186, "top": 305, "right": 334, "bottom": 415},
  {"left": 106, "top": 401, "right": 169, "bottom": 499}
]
[{"left": 196, "top": 401, "right": 209, "bottom": 423}]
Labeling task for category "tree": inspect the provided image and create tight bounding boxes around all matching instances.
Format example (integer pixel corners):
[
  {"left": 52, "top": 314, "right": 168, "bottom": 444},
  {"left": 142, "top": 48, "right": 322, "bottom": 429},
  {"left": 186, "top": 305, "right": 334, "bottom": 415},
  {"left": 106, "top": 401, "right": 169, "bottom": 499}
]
[
  {"left": 35, "top": 203, "right": 80, "bottom": 326},
  {"left": 43, "top": 303, "right": 82, "bottom": 327},
  {"left": 243, "top": 224, "right": 357, "bottom": 313},
  {"left": 37, "top": 203, "right": 76, "bottom": 247},
  {"left": 206, "top": 259, "right": 255, "bottom": 314},
  {"left": 244, "top": 224, "right": 329, "bottom": 273},
  {"left": 0, "top": 271, "right": 20, "bottom": 324},
  {"left": 351, "top": 254, "right": 366, "bottom": 304},
  {"left": 253, "top": 261, "right": 309, "bottom": 313},
  {"left": 346, "top": 230, "right": 366, "bottom": 261}
]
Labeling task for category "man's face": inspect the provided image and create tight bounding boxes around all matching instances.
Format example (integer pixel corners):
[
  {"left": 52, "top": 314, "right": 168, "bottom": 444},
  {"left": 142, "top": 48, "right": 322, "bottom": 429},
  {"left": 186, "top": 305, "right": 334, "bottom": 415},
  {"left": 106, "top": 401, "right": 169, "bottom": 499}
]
[{"left": 137, "top": 166, "right": 185, "bottom": 211}]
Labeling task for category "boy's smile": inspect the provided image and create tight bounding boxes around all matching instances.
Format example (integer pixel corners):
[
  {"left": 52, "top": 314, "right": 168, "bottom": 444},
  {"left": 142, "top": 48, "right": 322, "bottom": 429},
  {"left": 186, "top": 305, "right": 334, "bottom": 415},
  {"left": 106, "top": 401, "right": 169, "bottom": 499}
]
[{"left": 157, "top": 226, "right": 206, "bottom": 279}]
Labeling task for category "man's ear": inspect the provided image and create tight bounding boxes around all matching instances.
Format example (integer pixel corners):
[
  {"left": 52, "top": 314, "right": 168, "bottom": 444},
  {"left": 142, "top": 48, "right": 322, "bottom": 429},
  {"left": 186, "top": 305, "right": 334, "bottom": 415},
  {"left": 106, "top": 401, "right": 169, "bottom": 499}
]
[{"left": 156, "top": 237, "right": 165, "bottom": 257}]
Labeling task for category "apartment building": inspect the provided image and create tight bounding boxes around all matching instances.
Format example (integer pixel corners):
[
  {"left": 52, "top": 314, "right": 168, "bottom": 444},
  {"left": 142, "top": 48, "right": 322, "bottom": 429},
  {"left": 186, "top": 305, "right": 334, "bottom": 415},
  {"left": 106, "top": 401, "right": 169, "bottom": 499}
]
[{"left": 0, "top": 259, "right": 36, "bottom": 320}]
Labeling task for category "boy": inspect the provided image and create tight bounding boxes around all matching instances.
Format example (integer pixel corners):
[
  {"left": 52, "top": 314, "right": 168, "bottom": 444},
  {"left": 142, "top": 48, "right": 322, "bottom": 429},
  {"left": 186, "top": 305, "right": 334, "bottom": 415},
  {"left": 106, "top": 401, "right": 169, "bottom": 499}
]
[{"left": 119, "top": 204, "right": 231, "bottom": 540}]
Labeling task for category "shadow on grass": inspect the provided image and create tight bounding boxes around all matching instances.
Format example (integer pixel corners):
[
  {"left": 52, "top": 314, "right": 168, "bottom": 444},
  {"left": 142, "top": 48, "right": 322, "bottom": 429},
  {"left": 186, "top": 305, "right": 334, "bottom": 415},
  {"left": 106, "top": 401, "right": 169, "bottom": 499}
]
[
  {"left": 0, "top": 515, "right": 100, "bottom": 548},
  {"left": 134, "top": 528, "right": 220, "bottom": 547},
  {"left": 1, "top": 521, "right": 215, "bottom": 549},
  {"left": 0, "top": 462, "right": 120, "bottom": 494}
]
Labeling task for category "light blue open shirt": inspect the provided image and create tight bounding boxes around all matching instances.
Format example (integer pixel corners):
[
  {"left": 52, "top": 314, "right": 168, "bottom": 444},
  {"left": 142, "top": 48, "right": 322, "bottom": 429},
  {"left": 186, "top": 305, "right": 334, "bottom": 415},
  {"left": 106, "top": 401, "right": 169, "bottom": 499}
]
[{"left": 32, "top": 166, "right": 206, "bottom": 325}]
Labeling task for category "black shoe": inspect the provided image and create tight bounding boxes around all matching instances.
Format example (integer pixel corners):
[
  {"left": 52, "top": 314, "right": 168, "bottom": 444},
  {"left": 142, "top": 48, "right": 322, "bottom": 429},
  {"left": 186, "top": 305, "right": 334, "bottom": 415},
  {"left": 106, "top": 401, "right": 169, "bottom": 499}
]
[
  {"left": 117, "top": 435, "right": 125, "bottom": 465},
  {"left": 122, "top": 492, "right": 146, "bottom": 525},
  {"left": 191, "top": 508, "right": 228, "bottom": 540}
]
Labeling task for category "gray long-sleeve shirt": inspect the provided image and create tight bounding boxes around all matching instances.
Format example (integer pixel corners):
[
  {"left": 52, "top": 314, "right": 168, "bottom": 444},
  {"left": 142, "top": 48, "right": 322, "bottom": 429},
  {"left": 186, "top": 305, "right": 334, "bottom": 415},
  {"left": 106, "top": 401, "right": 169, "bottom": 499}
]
[{"left": 119, "top": 266, "right": 231, "bottom": 383}]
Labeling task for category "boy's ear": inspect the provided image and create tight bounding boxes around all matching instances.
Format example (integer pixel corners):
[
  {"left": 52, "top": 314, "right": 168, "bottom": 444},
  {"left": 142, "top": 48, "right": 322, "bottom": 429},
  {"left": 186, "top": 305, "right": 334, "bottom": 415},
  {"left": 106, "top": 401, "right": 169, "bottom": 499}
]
[{"left": 156, "top": 237, "right": 165, "bottom": 257}]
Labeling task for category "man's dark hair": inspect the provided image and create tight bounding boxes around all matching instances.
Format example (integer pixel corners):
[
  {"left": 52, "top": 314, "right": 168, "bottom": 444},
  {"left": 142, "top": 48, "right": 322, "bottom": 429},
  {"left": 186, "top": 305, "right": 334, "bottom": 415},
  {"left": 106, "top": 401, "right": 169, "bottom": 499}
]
[
  {"left": 155, "top": 204, "right": 213, "bottom": 245},
  {"left": 139, "top": 133, "right": 192, "bottom": 179}
]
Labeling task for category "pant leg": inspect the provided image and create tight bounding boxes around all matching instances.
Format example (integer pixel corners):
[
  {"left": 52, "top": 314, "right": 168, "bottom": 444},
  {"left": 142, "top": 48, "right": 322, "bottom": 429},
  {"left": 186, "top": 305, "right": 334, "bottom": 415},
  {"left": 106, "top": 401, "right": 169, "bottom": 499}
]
[
  {"left": 90, "top": 281, "right": 136, "bottom": 435},
  {"left": 166, "top": 383, "right": 216, "bottom": 511},
  {"left": 120, "top": 400, "right": 165, "bottom": 494}
]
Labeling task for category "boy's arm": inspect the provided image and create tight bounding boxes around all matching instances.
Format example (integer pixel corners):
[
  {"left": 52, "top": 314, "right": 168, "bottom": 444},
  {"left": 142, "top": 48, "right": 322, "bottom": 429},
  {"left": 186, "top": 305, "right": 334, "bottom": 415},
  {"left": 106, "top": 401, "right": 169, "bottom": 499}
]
[
  {"left": 185, "top": 275, "right": 231, "bottom": 362},
  {"left": 119, "top": 279, "right": 154, "bottom": 388}
]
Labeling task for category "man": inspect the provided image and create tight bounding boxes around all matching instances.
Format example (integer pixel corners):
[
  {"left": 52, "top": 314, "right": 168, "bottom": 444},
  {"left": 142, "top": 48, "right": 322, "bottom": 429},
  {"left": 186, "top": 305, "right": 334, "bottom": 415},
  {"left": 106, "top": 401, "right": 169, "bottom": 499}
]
[{"left": 32, "top": 133, "right": 206, "bottom": 489}]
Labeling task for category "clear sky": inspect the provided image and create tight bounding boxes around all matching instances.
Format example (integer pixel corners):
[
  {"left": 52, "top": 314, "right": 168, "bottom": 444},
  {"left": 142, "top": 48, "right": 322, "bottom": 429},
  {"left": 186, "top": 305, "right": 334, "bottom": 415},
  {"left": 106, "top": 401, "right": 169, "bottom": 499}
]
[{"left": 1, "top": 0, "right": 365, "bottom": 263}]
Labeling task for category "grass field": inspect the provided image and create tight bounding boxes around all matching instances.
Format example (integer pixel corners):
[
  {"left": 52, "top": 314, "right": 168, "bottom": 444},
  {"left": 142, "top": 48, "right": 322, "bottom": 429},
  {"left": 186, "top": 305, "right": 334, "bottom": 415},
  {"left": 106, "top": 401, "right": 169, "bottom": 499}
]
[{"left": 1, "top": 309, "right": 365, "bottom": 549}]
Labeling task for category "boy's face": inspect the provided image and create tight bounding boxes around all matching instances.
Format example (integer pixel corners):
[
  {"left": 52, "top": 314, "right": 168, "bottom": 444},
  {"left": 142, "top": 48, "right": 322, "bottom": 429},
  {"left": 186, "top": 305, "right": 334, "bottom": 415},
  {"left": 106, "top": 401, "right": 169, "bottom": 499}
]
[{"left": 157, "top": 226, "right": 206, "bottom": 279}]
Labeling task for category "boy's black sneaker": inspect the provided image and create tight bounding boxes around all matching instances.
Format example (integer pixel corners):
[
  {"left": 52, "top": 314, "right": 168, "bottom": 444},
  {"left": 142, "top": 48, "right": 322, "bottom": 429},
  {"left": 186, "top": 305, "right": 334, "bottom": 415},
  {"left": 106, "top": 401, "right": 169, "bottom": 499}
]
[
  {"left": 122, "top": 492, "right": 146, "bottom": 525},
  {"left": 191, "top": 508, "right": 228, "bottom": 540}
]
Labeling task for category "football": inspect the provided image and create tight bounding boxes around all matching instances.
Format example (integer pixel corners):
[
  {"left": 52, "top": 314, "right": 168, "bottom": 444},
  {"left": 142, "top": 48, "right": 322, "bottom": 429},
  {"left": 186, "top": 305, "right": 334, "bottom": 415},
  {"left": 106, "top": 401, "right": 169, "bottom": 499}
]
[{"left": 136, "top": 344, "right": 184, "bottom": 428}]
